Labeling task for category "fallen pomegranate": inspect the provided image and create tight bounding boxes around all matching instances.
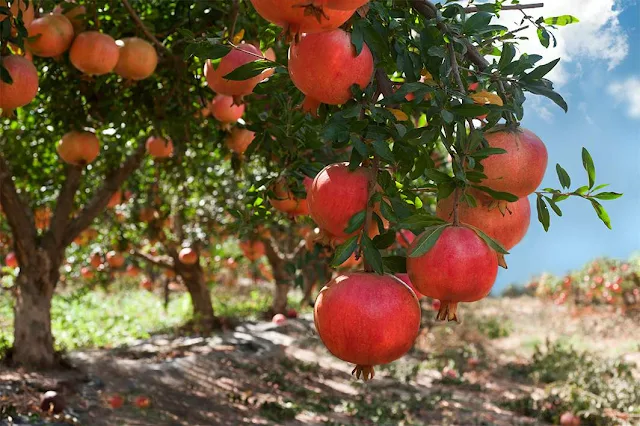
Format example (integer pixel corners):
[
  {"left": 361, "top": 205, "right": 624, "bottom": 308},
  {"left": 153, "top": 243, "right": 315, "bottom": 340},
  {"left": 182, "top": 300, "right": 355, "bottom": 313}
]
[
  {"left": 125, "top": 264, "right": 139, "bottom": 277},
  {"left": 210, "top": 94, "right": 245, "bottom": 123},
  {"left": 134, "top": 396, "right": 151, "bottom": 409},
  {"left": 395, "top": 273, "right": 424, "bottom": 299},
  {"left": 480, "top": 126, "right": 548, "bottom": 197},
  {"left": 140, "top": 279, "right": 153, "bottom": 292},
  {"left": 308, "top": 162, "right": 370, "bottom": 238},
  {"left": 314, "top": 273, "right": 421, "bottom": 380},
  {"left": 432, "top": 299, "right": 441, "bottom": 311},
  {"left": 57, "top": 131, "right": 100, "bottom": 166},
  {"left": 559, "top": 412, "right": 581, "bottom": 426},
  {"left": 69, "top": 31, "right": 119, "bottom": 75},
  {"left": 5, "top": 252, "right": 18, "bottom": 269},
  {"left": 146, "top": 136, "right": 173, "bottom": 158},
  {"left": 436, "top": 189, "right": 531, "bottom": 250},
  {"left": 288, "top": 29, "right": 373, "bottom": 105},
  {"left": 114, "top": 37, "right": 158, "bottom": 80},
  {"left": 26, "top": 14, "right": 74, "bottom": 57},
  {"left": 106, "top": 394, "right": 124, "bottom": 409},
  {"left": 286, "top": 308, "right": 298, "bottom": 318},
  {"left": 178, "top": 247, "right": 198, "bottom": 265},
  {"left": 0, "top": 55, "right": 39, "bottom": 112},
  {"left": 204, "top": 43, "right": 264, "bottom": 96},
  {"left": 225, "top": 127, "right": 254, "bottom": 155},
  {"left": 406, "top": 226, "right": 498, "bottom": 321},
  {"left": 249, "top": 0, "right": 355, "bottom": 36},
  {"left": 272, "top": 313, "right": 287, "bottom": 325}
]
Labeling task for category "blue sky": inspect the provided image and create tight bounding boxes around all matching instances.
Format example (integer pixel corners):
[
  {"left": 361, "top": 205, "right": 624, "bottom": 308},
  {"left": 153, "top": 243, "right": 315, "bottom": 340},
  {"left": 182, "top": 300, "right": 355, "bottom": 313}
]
[{"left": 490, "top": 0, "right": 640, "bottom": 291}]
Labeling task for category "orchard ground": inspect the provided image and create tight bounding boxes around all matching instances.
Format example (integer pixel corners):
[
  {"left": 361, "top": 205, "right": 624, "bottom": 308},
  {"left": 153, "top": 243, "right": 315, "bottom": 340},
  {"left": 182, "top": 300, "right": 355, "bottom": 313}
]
[{"left": 1, "top": 264, "right": 638, "bottom": 426}]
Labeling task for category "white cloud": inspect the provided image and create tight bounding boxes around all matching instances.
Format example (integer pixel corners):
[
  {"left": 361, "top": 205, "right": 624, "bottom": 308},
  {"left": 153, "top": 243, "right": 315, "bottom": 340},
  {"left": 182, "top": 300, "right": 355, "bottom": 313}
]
[
  {"left": 578, "top": 102, "right": 594, "bottom": 125},
  {"left": 529, "top": 97, "right": 554, "bottom": 122},
  {"left": 607, "top": 77, "right": 640, "bottom": 119},
  {"left": 490, "top": 0, "right": 629, "bottom": 85}
]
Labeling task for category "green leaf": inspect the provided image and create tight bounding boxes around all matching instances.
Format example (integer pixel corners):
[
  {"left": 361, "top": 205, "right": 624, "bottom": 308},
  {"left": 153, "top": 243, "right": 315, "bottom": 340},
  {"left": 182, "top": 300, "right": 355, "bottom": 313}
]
[
  {"left": 592, "top": 192, "right": 623, "bottom": 201},
  {"left": 536, "top": 195, "right": 550, "bottom": 231},
  {"left": 361, "top": 235, "right": 384, "bottom": 274},
  {"left": 382, "top": 256, "right": 406, "bottom": 273},
  {"left": 498, "top": 43, "right": 516, "bottom": 71},
  {"left": 591, "top": 183, "right": 610, "bottom": 192},
  {"left": 441, "top": 110, "right": 454, "bottom": 123},
  {"left": 463, "top": 12, "right": 492, "bottom": 34},
  {"left": 0, "top": 63, "right": 12, "bottom": 84},
  {"left": 525, "top": 58, "right": 561, "bottom": 81},
  {"left": 373, "top": 230, "right": 397, "bottom": 249},
  {"left": 351, "top": 20, "right": 365, "bottom": 55},
  {"left": 520, "top": 81, "right": 568, "bottom": 112},
  {"left": 451, "top": 103, "right": 489, "bottom": 117},
  {"left": 223, "top": 60, "right": 273, "bottom": 81},
  {"left": 555, "top": 164, "right": 571, "bottom": 189},
  {"left": 466, "top": 225, "right": 509, "bottom": 254},
  {"left": 590, "top": 200, "right": 612, "bottom": 229},
  {"left": 408, "top": 224, "right": 449, "bottom": 258},
  {"left": 537, "top": 27, "right": 551, "bottom": 48},
  {"left": 544, "top": 15, "right": 579, "bottom": 26},
  {"left": 185, "top": 42, "right": 231, "bottom": 60},
  {"left": 344, "top": 210, "right": 366, "bottom": 234},
  {"left": 544, "top": 196, "right": 563, "bottom": 216},
  {"left": 372, "top": 139, "right": 394, "bottom": 162},
  {"left": 330, "top": 236, "right": 358, "bottom": 268},
  {"left": 575, "top": 185, "right": 590, "bottom": 195},
  {"left": 471, "top": 185, "right": 519, "bottom": 202},
  {"left": 380, "top": 200, "right": 398, "bottom": 223},
  {"left": 581, "top": 147, "right": 596, "bottom": 189}
]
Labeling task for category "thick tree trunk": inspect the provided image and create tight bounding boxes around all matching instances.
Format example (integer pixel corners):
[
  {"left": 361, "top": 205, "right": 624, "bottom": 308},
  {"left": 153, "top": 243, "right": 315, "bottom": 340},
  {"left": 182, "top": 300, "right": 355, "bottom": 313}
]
[
  {"left": 175, "top": 262, "right": 217, "bottom": 333},
  {"left": 272, "top": 281, "right": 290, "bottom": 315}
]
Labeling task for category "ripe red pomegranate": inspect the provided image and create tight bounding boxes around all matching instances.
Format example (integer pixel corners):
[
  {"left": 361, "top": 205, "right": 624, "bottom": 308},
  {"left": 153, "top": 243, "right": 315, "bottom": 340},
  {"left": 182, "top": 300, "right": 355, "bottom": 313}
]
[
  {"left": 396, "top": 230, "right": 415, "bottom": 248},
  {"left": 0, "top": 55, "right": 39, "bottom": 111},
  {"left": 301, "top": 96, "right": 321, "bottom": 117},
  {"left": 209, "top": 94, "right": 245, "bottom": 123},
  {"left": 314, "top": 273, "right": 421, "bottom": 380},
  {"left": 134, "top": 396, "right": 150, "bottom": 409},
  {"left": 272, "top": 313, "right": 287, "bottom": 325},
  {"left": 288, "top": 29, "right": 373, "bottom": 105},
  {"left": 178, "top": 247, "right": 198, "bottom": 265},
  {"left": 436, "top": 190, "right": 531, "bottom": 250},
  {"left": 325, "top": 0, "right": 369, "bottom": 10},
  {"left": 26, "top": 14, "right": 74, "bottom": 58},
  {"left": 106, "top": 251, "right": 125, "bottom": 268},
  {"left": 204, "top": 44, "right": 264, "bottom": 96},
  {"left": 559, "top": 412, "right": 581, "bottom": 426},
  {"left": 395, "top": 273, "right": 424, "bottom": 299},
  {"left": 269, "top": 178, "right": 300, "bottom": 213},
  {"left": 114, "top": 37, "right": 158, "bottom": 80},
  {"left": 53, "top": 3, "right": 86, "bottom": 33},
  {"left": 69, "top": 31, "right": 119, "bottom": 75},
  {"left": 239, "top": 240, "right": 265, "bottom": 261},
  {"left": 80, "top": 266, "right": 94, "bottom": 279},
  {"left": 106, "top": 394, "right": 124, "bottom": 409},
  {"left": 5, "top": 252, "right": 18, "bottom": 269},
  {"left": 481, "top": 126, "right": 548, "bottom": 197},
  {"left": 225, "top": 128, "right": 254, "bottom": 155},
  {"left": 249, "top": 0, "right": 355, "bottom": 35},
  {"left": 308, "top": 162, "right": 370, "bottom": 238},
  {"left": 406, "top": 226, "right": 498, "bottom": 321},
  {"left": 57, "top": 131, "right": 100, "bottom": 166},
  {"left": 260, "top": 47, "right": 276, "bottom": 80},
  {"left": 146, "top": 136, "right": 173, "bottom": 158}
]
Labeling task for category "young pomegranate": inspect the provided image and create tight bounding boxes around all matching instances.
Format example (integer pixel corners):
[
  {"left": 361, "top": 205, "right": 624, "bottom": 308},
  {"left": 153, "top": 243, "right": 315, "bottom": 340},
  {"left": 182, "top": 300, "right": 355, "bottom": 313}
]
[
  {"left": 249, "top": 0, "right": 355, "bottom": 36},
  {"left": 436, "top": 189, "right": 531, "bottom": 250},
  {"left": 406, "top": 226, "right": 498, "bottom": 321},
  {"left": 308, "top": 162, "right": 370, "bottom": 238},
  {"left": 239, "top": 240, "right": 265, "bottom": 261},
  {"left": 178, "top": 247, "right": 198, "bottom": 265},
  {"left": 204, "top": 44, "right": 264, "bottom": 97},
  {"left": 314, "top": 273, "right": 421, "bottom": 380},
  {"left": 480, "top": 126, "right": 548, "bottom": 197},
  {"left": 288, "top": 29, "right": 374, "bottom": 105}
]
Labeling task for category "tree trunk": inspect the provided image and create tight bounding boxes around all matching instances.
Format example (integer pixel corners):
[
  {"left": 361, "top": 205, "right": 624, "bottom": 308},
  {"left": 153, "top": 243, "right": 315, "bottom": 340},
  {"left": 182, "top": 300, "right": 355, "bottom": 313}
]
[
  {"left": 272, "top": 281, "right": 290, "bottom": 315},
  {"left": 175, "top": 262, "right": 217, "bottom": 333}
]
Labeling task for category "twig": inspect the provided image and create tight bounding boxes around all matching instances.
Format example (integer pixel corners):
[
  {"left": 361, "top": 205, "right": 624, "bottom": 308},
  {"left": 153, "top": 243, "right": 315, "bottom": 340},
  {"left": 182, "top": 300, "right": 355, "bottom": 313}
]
[
  {"left": 228, "top": 0, "right": 240, "bottom": 41},
  {"left": 121, "top": 0, "right": 169, "bottom": 52},
  {"left": 463, "top": 3, "right": 544, "bottom": 13},
  {"left": 374, "top": 68, "right": 394, "bottom": 100}
]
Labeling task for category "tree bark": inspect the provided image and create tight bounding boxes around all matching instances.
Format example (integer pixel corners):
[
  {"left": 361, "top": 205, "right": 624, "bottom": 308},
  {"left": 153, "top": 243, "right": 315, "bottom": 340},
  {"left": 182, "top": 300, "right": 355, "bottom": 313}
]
[
  {"left": 174, "top": 260, "right": 217, "bottom": 332},
  {"left": 263, "top": 238, "right": 291, "bottom": 315}
]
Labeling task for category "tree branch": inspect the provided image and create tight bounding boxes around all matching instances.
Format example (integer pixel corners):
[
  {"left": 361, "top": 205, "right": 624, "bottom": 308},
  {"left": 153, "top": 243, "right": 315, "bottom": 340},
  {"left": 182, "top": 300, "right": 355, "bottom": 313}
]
[
  {"left": 132, "top": 250, "right": 174, "bottom": 270},
  {"left": 0, "top": 154, "right": 37, "bottom": 258},
  {"left": 374, "top": 68, "right": 394, "bottom": 100},
  {"left": 63, "top": 143, "right": 146, "bottom": 247},
  {"left": 43, "top": 165, "right": 83, "bottom": 250},
  {"left": 463, "top": 3, "right": 544, "bottom": 13},
  {"left": 228, "top": 0, "right": 240, "bottom": 40},
  {"left": 121, "top": 0, "right": 169, "bottom": 53}
]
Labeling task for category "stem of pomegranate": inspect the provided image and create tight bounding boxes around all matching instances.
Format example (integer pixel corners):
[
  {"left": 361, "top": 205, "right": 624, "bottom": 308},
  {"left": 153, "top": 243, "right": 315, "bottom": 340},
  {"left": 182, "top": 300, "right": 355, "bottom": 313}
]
[
  {"left": 362, "top": 156, "right": 379, "bottom": 273},
  {"left": 452, "top": 187, "right": 460, "bottom": 226}
]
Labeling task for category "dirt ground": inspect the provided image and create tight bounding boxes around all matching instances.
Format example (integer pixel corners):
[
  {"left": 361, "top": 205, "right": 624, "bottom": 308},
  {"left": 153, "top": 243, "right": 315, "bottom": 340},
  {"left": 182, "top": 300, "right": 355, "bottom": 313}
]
[{"left": 1, "top": 297, "right": 638, "bottom": 426}]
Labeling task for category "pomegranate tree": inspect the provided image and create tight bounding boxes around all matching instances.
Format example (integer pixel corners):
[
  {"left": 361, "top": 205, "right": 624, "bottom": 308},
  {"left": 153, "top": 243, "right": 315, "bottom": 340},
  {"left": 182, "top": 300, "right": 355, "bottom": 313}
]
[{"left": 314, "top": 273, "right": 421, "bottom": 380}]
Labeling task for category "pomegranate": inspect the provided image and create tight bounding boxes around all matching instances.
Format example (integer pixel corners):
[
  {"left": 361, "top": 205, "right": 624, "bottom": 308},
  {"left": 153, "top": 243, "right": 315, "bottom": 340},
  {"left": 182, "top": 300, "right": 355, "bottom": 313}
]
[
  {"left": 480, "top": 126, "right": 548, "bottom": 197},
  {"left": 114, "top": 37, "right": 158, "bottom": 80},
  {"left": 272, "top": 313, "right": 287, "bottom": 325},
  {"left": 134, "top": 396, "right": 150, "bottom": 409},
  {"left": 436, "top": 190, "right": 531, "bottom": 250},
  {"left": 53, "top": 3, "right": 86, "bottom": 33},
  {"left": 325, "top": 0, "right": 369, "bottom": 10},
  {"left": 178, "top": 247, "right": 198, "bottom": 265},
  {"left": 57, "top": 131, "right": 100, "bottom": 166},
  {"left": 396, "top": 230, "right": 415, "bottom": 248},
  {"left": 26, "top": 14, "right": 74, "bottom": 58},
  {"left": 80, "top": 266, "right": 94, "bottom": 279},
  {"left": 395, "top": 273, "right": 424, "bottom": 299},
  {"left": 239, "top": 240, "right": 265, "bottom": 261},
  {"left": 0, "top": 55, "right": 39, "bottom": 111},
  {"left": 249, "top": 0, "right": 355, "bottom": 36},
  {"left": 559, "top": 412, "right": 581, "bottom": 426},
  {"left": 204, "top": 43, "right": 264, "bottom": 96},
  {"left": 286, "top": 308, "right": 298, "bottom": 318},
  {"left": 269, "top": 178, "right": 300, "bottom": 213},
  {"left": 107, "top": 190, "right": 122, "bottom": 208},
  {"left": 301, "top": 96, "right": 321, "bottom": 117},
  {"left": 225, "top": 128, "right": 254, "bottom": 155},
  {"left": 146, "top": 136, "right": 173, "bottom": 158},
  {"left": 314, "top": 273, "right": 421, "bottom": 380},
  {"left": 89, "top": 253, "right": 102, "bottom": 268},
  {"left": 261, "top": 47, "right": 276, "bottom": 80},
  {"left": 308, "top": 162, "right": 370, "bottom": 238},
  {"left": 406, "top": 226, "right": 498, "bottom": 321},
  {"left": 5, "top": 252, "right": 18, "bottom": 268},
  {"left": 69, "top": 31, "right": 119, "bottom": 75},
  {"left": 35, "top": 207, "right": 51, "bottom": 230},
  {"left": 106, "top": 394, "right": 124, "bottom": 409},
  {"left": 125, "top": 264, "right": 139, "bottom": 277},
  {"left": 106, "top": 251, "right": 125, "bottom": 268},
  {"left": 288, "top": 29, "right": 374, "bottom": 105},
  {"left": 209, "top": 94, "right": 244, "bottom": 123}
]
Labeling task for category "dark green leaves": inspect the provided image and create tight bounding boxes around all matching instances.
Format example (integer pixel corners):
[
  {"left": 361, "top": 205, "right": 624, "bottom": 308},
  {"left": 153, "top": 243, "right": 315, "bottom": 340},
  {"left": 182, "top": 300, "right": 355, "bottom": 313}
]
[
  {"left": 0, "top": 63, "right": 11, "bottom": 84},
  {"left": 467, "top": 225, "right": 509, "bottom": 255},
  {"left": 344, "top": 210, "right": 366, "bottom": 234},
  {"left": 536, "top": 195, "right": 551, "bottom": 231},
  {"left": 581, "top": 147, "right": 596, "bottom": 189},
  {"left": 184, "top": 41, "right": 230, "bottom": 60},
  {"left": 463, "top": 12, "right": 492, "bottom": 34},
  {"left": 520, "top": 81, "right": 568, "bottom": 113},
  {"left": 556, "top": 164, "right": 571, "bottom": 189},
  {"left": 471, "top": 185, "right": 519, "bottom": 202},
  {"left": 590, "top": 200, "right": 611, "bottom": 229},
  {"left": 382, "top": 256, "right": 406, "bottom": 273},
  {"left": 223, "top": 60, "right": 273, "bottom": 81},
  {"left": 408, "top": 224, "right": 449, "bottom": 258},
  {"left": 525, "top": 58, "right": 561, "bottom": 81},
  {"left": 361, "top": 235, "right": 383, "bottom": 274},
  {"left": 331, "top": 236, "right": 358, "bottom": 268}
]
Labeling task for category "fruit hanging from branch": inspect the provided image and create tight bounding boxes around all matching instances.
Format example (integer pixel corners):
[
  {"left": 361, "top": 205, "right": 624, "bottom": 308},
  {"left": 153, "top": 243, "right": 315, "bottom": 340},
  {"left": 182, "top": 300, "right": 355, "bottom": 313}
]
[
  {"left": 114, "top": 37, "right": 158, "bottom": 81},
  {"left": 26, "top": 14, "right": 75, "bottom": 58},
  {"left": 204, "top": 44, "right": 265, "bottom": 97},
  {"left": 0, "top": 55, "right": 39, "bottom": 112},
  {"left": 69, "top": 31, "right": 120, "bottom": 75},
  {"left": 57, "top": 131, "right": 100, "bottom": 166}
]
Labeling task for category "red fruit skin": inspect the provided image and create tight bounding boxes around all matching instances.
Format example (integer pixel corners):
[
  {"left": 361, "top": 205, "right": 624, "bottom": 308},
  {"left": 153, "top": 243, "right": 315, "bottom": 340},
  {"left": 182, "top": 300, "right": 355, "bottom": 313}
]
[
  {"left": 0, "top": 55, "right": 39, "bottom": 111},
  {"left": 210, "top": 94, "right": 245, "bottom": 123},
  {"left": 5, "top": 252, "right": 18, "bottom": 269},
  {"left": 69, "top": 31, "right": 120, "bottom": 76},
  {"left": 107, "top": 394, "right": 124, "bottom": 409},
  {"left": 407, "top": 227, "right": 498, "bottom": 303},
  {"left": 301, "top": 96, "right": 321, "bottom": 117},
  {"left": 396, "top": 230, "right": 415, "bottom": 248},
  {"left": 436, "top": 191, "right": 531, "bottom": 250},
  {"left": 560, "top": 412, "right": 581, "bottom": 426},
  {"left": 432, "top": 299, "right": 441, "bottom": 311},
  {"left": 481, "top": 127, "right": 548, "bottom": 197},
  {"left": 146, "top": 136, "right": 173, "bottom": 158},
  {"left": 225, "top": 128, "right": 255, "bottom": 155},
  {"left": 204, "top": 44, "right": 264, "bottom": 96},
  {"left": 325, "top": 0, "right": 369, "bottom": 10},
  {"left": 314, "top": 273, "right": 421, "bottom": 366},
  {"left": 272, "top": 313, "right": 287, "bottom": 325},
  {"left": 288, "top": 29, "right": 374, "bottom": 105},
  {"left": 308, "top": 163, "right": 370, "bottom": 238},
  {"left": 26, "top": 14, "right": 74, "bottom": 58},
  {"left": 395, "top": 273, "right": 424, "bottom": 299},
  {"left": 249, "top": 0, "right": 355, "bottom": 34}
]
